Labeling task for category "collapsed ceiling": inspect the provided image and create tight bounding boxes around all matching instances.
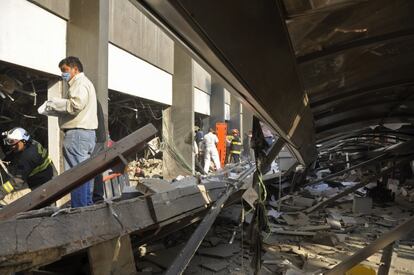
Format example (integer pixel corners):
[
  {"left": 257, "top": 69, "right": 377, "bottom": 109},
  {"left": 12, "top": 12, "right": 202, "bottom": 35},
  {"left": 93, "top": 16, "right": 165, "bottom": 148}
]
[
  {"left": 137, "top": 0, "right": 414, "bottom": 166},
  {"left": 284, "top": 0, "right": 414, "bottom": 150},
  {"left": 0, "top": 62, "right": 51, "bottom": 146}
]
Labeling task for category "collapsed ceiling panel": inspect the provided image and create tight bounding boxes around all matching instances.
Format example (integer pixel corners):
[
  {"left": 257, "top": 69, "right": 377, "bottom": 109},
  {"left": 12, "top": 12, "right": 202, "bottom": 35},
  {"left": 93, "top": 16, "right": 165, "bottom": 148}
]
[{"left": 283, "top": 0, "right": 414, "bottom": 145}]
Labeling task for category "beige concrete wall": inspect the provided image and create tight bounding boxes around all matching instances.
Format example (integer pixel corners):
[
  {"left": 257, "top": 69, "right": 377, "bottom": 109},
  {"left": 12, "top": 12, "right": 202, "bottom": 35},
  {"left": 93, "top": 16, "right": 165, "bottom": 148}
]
[
  {"left": 192, "top": 60, "right": 211, "bottom": 94},
  {"left": 109, "top": 0, "right": 174, "bottom": 74},
  {"left": 30, "top": 0, "right": 70, "bottom": 19}
]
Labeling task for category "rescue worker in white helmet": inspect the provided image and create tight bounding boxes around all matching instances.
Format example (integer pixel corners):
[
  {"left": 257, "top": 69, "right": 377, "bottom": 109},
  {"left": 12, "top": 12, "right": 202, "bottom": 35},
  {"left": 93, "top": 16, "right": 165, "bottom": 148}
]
[{"left": 0, "top": 127, "right": 53, "bottom": 200}]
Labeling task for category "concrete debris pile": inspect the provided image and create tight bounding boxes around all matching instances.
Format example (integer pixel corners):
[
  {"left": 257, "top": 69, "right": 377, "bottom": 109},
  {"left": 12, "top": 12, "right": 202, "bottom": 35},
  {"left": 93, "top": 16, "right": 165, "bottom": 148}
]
[
  {"left": 128, "top": 158, "right": 163, "bottom": 179},
  {"left": 136, "top": 204, "right": 255, "bottom": 274},
  {"left": 258, "top": 178, "right": 414, "bottom": 274}
]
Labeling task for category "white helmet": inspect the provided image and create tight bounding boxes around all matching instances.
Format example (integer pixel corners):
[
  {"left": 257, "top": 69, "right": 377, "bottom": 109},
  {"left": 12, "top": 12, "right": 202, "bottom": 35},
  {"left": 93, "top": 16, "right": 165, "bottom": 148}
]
[{"left": 3, "top": 127, "right": 30, "bottom": 145}]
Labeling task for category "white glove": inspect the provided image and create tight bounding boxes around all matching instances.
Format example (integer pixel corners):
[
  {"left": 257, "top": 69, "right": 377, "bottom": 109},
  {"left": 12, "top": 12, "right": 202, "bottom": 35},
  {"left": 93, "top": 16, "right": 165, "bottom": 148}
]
[{"left": 38, "top": 98, "right": 68, "bottom": 116}]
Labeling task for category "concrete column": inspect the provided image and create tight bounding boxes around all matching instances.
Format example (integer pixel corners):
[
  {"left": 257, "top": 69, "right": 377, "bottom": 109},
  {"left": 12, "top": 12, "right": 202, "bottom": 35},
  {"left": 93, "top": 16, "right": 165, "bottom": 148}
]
[
  {"left": 162, "top": 46, "right": 194, "bottom": 180},
  {"left": 47, "top": 81, "right": 63, "bottom": 174},
  {"left": 88, "top": 235, "right": 136, "bottom": 275},
  {"left": 242, "top": 105, "right": 254, "bottom": 161},
  {"left": 48, "top": 81, "right": 70, "bottom": 207},
  {"left": 229, "top": 94, "right": 242, "bottom": 132},
  {"left": 210, "top": 80, "right": 226, "bottom": 128},
  {"left": 242, "top": 105, "right": 253, "bottom": 136},
  {"left": 67, "top": 0, "right": 109, "bottom": 133}
]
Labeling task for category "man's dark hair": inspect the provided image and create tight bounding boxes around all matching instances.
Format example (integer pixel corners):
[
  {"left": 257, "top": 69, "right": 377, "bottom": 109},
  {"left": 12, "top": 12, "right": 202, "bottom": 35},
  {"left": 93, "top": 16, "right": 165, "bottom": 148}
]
[{"left": 58, "top": 56, "right": 83, "bottom": 72}]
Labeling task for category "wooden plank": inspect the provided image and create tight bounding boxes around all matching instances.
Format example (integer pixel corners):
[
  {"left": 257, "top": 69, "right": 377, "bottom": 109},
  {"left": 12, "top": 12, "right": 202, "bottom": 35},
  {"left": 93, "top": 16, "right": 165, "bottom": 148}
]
[
  {"left": 88, "top": 235, "right": 136, "bottom": 275},
  {"left": 0, "top": 124, "right": 157, "bottom": 220}
]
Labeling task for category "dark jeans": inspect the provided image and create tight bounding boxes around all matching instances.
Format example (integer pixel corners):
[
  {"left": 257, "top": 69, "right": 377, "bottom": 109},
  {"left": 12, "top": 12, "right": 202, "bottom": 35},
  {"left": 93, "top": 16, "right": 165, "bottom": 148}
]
[
  {"left": 230, "top": 153, "right": 240, "bottom": 163},
  {"left": 63, "top": 129, "right": 96, "bottom": 208}
]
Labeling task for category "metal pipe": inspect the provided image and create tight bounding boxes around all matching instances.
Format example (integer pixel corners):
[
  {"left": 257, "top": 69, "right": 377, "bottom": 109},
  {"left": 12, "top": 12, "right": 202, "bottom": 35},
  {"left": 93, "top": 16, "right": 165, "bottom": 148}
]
[{"left": 306, "top": 153, "right": 386, "bottom": 187}]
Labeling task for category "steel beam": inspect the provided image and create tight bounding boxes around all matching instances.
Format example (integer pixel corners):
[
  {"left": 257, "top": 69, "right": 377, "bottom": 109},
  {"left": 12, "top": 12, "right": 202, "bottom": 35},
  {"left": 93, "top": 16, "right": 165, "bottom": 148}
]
[
  {"left": 165, "top": 165, "right": 255, "bottom": 275},
  {"left": 262, "top": 138, "right": 286, "bottom": 174},
  {"left": 316, "top": 116, "right": 414, "bottom": 142},
  {"left": 306, "top": 154, "right": 386, "bottom": 187},
  {"left": 310, "top": 80, "right": 414, "bottom": 113},
  {"left": 297, "top": 29, "right": 414, "bottom": 64},
  {"left": 325, "top": 214, "right": 414, "bottom": 274}
]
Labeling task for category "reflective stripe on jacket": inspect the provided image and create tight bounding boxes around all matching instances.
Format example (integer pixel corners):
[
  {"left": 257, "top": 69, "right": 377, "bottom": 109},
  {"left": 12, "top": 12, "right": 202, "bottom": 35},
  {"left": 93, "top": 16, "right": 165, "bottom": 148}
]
[{"left": 230, "top": 136, "right": 242, "bottom": 154}]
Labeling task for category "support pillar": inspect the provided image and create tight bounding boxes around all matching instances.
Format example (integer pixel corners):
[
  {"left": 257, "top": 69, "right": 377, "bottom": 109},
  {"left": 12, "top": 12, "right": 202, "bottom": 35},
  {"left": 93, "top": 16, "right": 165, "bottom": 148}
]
[
  {"left": 88, "top": 235, "right": 136, "bottom": 275},
  {"left": 162, "top": 46, "right": 194, "bottom": 180},
  {"left": 210, "top": 80, "right": 226, "bottom": 128},
  {"left": 67, "top": 0, "right": 109, "bottom": 133},
  {"left": 48, "top": 81, "right": 69, "bottom": 207},
  {"left": 47, "top": 81, "right": 63, "bottom": 174},
  {"left": 242, "top": 105, "right": 253, "bottom": 136},
  {"left": 241, "top": 105, "right": 254, "bottom": 160},
  {"left": 229, "top": 94, "right": 242, "bottom": 132}
]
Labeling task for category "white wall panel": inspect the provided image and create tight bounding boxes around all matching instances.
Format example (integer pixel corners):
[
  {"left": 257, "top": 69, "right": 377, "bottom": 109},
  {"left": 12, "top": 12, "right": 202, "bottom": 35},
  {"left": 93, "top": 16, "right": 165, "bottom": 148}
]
[
  {"left": 194, "top": 87, "right": 210, "bottom": 115},
  {"left": 0, "top": 0, "right": 66, "bottom": 75},
  {"left": 224, "top": 89, "right": 231, "bottom": 104},
  {"left": 192, "top": 60, "right": 211, "bottom": 94},
  {"left": 225, "top": 104, "right": 230, "bottom": 121},
  {"left": 108, "top": 43, "right": 172, "bottom": 105}
]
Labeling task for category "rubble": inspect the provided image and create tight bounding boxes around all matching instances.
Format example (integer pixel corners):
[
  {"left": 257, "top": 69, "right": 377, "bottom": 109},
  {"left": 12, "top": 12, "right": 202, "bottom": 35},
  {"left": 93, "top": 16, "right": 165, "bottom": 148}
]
[
  {"left": 128, "top": 158, "right": 163, "bottom": 180},
  {"left": 252, "top": 171, "right": 414, "bottom": 274},
  {"left": 352, "top": 196, "right": 373, "bottom": 214}
]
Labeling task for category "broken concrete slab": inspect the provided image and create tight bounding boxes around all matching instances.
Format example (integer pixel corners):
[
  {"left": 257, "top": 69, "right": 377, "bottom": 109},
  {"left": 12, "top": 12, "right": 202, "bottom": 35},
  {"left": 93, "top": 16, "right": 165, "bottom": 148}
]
[
  {"left": 327, "top": 217, "right": 342, "bottom": 230},
  {"left": 200, "top": 260, "right": 229, "bottom": 272},
  {"left": 121, "top": 185, "right": 142, "bottom": 200},
  {"left": 293, "top": 196, "right": 314, "bottom": 208},
  {"left": 138, "top": 178, "right": 174, "bottom": 194},
  {"left": 301, "top": 225, "right": 331, "bottom": 231},
  {"left": 341, "top": 216, "right": 358, "bottom": 225},
  {"left": 144, "top": 244, "right": 185, "bottom": 268},
  {"left": 282, "top": 212, "right": 309, "bottom": 226},
  {"left": 302, "top": 258, "right": 332, "bottom": 272},
  {"left": 270, "top": 229, "right": 316, "bottom": 236},
  {"left": 207, "top": 236, "right": 222, "bottom": 246},
  {"left": 171, "top": 176, "right": 198, "bottom": 188},
  {"left": 197, "top": 244, "right": 239, "bottom": 258},
  {"left": 244, "top": 212, "right": 253, "bottom": 224},
  {"left": 136, "top": 261, "right": 164, "bottom": 273},
  {"left": 325, "top": 208, "right": 343, "bottom": 220},
  {"left": 312, "top": 232, "right": 339, "bottom": 246},
  {"left": 218, "top": 204, "right": 242, "bottom": 224},
  {"left": 242, "top": 186, "right": 258, "bottom": 209},
  {"left": 335, "top": 233, "right": 347, "bottom": 242},
  {"left": 353, "top": 197, "right": 372, "bottom": 214}
]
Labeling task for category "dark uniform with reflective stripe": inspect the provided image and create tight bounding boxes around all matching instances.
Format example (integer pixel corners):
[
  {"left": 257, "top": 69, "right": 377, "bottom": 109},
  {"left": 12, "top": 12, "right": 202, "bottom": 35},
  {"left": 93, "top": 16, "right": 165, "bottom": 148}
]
[
  {"left": 0, "top": 140, "right": 53, "bottom": 199},
  {"left": 229, "top": 136, "right": 242, "bottom": 163}
]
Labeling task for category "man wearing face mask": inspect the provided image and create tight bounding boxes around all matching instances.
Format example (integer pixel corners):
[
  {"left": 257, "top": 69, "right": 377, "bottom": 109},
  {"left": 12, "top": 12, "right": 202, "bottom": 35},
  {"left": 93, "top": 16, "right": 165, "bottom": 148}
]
[{"left": 40, "top": 56, "right": 98, "bottom": 208}]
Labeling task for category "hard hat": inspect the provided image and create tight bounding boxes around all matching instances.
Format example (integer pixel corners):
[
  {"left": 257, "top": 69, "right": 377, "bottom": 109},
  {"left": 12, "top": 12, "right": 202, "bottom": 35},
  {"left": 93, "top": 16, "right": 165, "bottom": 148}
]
[
  {"left": 3, "top": 127, "right": 30, "bottom": 145},
  {"left": 232, "top": 129, "right": 239, "bottom": 134}
]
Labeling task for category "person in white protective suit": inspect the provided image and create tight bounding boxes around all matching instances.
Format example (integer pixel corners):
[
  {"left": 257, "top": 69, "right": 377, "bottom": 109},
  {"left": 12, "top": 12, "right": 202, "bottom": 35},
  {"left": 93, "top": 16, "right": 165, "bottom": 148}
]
[{"left": 203, "top": 128, "right": 221, "bottom": 173}]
